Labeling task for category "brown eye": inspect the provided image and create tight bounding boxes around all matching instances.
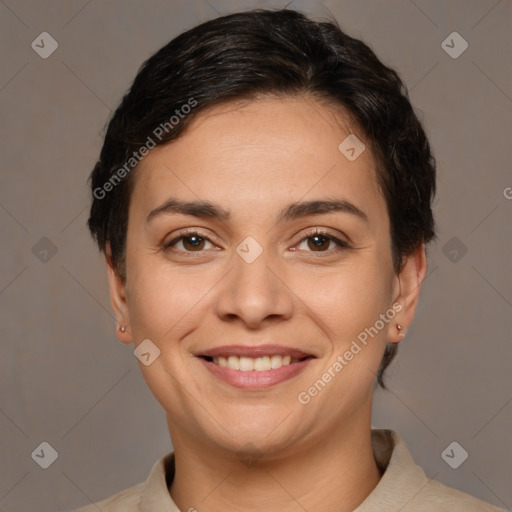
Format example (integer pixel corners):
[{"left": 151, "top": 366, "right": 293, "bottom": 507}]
[
  {"left": 295, "top": 230, "right": 351, "bottom": 254},
  {"left": 306, "top": 234, "right": 331, "bottom": 251},
  {"left": 164, "top": 232, "right": 215, "bottom": 252},
  {"left": 181, "top": 235, "right": 206, "bottom": 251}
]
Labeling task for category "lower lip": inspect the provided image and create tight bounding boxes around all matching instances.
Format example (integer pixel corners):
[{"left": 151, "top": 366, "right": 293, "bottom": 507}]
[{"left": 198, "top": 358, "right": 313, "bottom": 389}]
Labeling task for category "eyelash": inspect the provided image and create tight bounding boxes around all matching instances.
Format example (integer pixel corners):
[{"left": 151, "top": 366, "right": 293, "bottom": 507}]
[{"left": 162, "top": 228, "right": 352, "bottom": 256}]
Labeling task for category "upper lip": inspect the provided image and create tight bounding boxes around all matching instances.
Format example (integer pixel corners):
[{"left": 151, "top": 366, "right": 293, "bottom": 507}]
[{"left": 197, "top": 344, "right": 315, "bottom": 360}]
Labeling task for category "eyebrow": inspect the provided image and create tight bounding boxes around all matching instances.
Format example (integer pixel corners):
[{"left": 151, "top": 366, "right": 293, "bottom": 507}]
[{"left": 146, "top": 197, "right": 369, "bottom": 224}]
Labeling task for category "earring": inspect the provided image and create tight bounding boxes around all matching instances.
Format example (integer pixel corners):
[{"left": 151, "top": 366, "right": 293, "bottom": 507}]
[
  {"left": 397, "top": 324, "right": 403, "bottom": 331},
  {"left": 120, "top": 325, "right": 126, "bottom": 333}
]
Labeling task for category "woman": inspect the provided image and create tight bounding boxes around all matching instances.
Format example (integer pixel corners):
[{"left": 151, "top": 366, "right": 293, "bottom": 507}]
[{"left": 79, "top": 8, "right": 504, "bottom": 512}]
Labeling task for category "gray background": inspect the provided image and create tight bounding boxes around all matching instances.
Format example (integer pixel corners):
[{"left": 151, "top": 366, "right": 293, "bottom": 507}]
[{"left": 0, "top": 0, "right": 511, "bottom": 511}]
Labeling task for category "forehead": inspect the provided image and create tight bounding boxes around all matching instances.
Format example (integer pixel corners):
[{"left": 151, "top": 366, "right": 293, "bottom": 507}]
[{"left": 131, "top": 96, "right": 386, "bottom": 224}]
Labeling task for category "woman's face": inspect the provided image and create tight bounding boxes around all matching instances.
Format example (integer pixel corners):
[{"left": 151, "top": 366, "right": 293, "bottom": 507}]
[{"left": 109, "top": 96, "right": 420, "bottom": 457}]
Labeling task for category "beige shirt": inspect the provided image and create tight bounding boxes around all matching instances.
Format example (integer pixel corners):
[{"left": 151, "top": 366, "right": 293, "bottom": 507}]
[{"left": 76, "top": 429, "right": 505, "bottom": 511}]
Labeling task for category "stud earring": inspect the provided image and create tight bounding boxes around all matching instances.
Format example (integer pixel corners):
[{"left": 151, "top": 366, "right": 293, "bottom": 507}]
[
  {"left": 120, "top": 325, "right": 126, "bottom": 333},
  {"left": 397, "top": 324, "right": 403, "bottom": 331}
]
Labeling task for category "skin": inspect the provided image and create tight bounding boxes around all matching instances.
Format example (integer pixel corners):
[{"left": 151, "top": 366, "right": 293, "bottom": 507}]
[{"left": 106, "top": 95, "right": 427, "bottom": 512}]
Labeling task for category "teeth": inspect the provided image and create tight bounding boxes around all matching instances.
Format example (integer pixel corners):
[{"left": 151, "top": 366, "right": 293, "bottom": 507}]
[
  {"left": 270, "top": 355, "right": 282, "bottom": 369},
  {"left": 227, "top": 356, "right": 239, "bottom": 370},
  {"left": 211, "top": 354, "right": 296, "bottom": 371},
  {"left": 239, "top": 357, "right": 254, "bottom": 371},
  {"left": 254, "top": 356, "right": 271, "bottom": 371}
]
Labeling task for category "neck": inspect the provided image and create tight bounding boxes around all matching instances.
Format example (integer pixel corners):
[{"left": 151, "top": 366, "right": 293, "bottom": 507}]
[{"left": 168, "top": 412, "right": 382, "bottom": 512}]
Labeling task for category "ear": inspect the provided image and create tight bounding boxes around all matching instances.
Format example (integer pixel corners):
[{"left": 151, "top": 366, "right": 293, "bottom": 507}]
[
  {"left": 388, "top": 243, "right": 428, "bottom": 344},
  {"left": 105, "top": 244, "right": 132, "bottom": 344}
]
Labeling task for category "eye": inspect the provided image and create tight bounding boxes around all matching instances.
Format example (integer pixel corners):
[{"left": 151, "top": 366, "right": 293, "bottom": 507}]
[
  {"left": 163, "top": 230, "right": 216, "bottom": 253},
  {"left": 294, "top": 229, "right": 351, "bottom": 253},
  {"left": 162, "top": 228, "right": 351, "bottom": 256}
]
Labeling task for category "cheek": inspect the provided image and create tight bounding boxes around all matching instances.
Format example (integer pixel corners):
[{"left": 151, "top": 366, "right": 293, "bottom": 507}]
[
  {"left": 124, "top": 262, "right": 215, "bottom": 414},
  {"left": 127, "top": 264, "right": 210, "bottom": 341},
  {"left": 296, "top": 255, "right": 394, "bottom": 348}
]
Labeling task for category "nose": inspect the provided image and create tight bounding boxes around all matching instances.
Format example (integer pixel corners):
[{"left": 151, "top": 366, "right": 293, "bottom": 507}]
[{"left": 213, "top": 248, "right": 294, "bottom": 329}]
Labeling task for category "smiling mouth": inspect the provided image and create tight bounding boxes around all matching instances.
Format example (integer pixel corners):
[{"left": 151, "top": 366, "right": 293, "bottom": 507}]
[
  {"left": 197, "top": 345, "right": 315, "bottom": 389},
  {"left": 200, "top": 354, "right": 313, "bottom": 372}
]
